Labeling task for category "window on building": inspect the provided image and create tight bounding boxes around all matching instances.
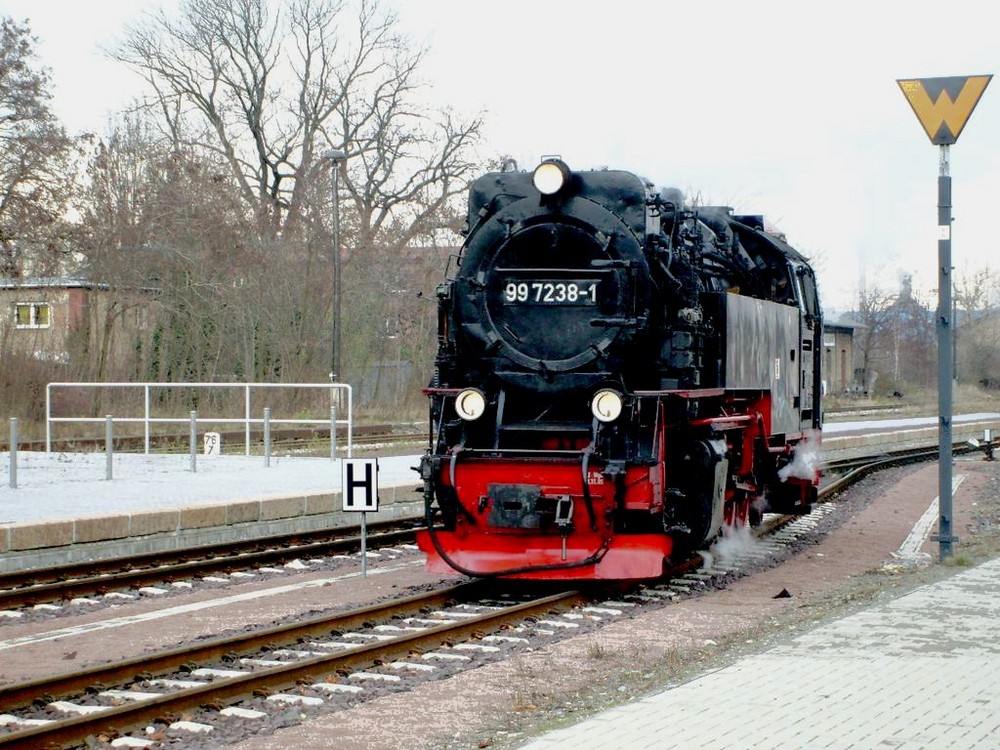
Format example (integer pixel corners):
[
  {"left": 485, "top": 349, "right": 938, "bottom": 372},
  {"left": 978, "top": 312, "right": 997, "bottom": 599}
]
[{"left": 14, "top": 302, "right": 51, "bottom": 329}]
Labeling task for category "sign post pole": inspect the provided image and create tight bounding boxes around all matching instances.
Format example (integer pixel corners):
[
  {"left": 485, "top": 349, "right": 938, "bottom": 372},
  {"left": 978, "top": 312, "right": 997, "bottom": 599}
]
[
  {"left": 342, "top": 458, "right": 379, "bottom": 577},
  {"left": 897, "top": 74, "right": 992, "bottom": 561},
  {"left": 936, "top": 145, "right": 955, "bottom": 560},
  {"left": 361, "top": 511, "right": 368, "bottom": 578}
]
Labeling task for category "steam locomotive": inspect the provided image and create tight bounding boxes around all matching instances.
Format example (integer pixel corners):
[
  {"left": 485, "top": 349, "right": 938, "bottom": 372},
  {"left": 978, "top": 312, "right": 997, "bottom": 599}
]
[{"left": 416, "top": 158, "right": 822, "bottom": 580}]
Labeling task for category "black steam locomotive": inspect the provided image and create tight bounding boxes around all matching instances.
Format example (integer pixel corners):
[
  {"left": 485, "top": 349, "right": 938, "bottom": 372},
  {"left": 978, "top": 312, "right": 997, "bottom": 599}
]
[{"left": 416, "top": 158, "right": 822, "bottom": 580}]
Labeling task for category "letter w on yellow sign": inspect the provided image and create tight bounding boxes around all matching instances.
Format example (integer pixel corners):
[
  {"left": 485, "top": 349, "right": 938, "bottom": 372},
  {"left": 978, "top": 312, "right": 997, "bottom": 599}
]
[{"left": 897, "top": 75, "right": 992, "bottom": 145}]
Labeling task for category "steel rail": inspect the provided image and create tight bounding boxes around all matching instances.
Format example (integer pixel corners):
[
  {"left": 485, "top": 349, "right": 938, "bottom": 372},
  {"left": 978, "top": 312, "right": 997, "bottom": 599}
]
[
  {"left": 0, "top": 446, "right": 915, "bottom": 722},
  {"left": 0, "top": 584, "right": 584, "bottom": 750},
  {"left": 0, "top": 580, "right": 491, "bottom": 710},
  {"left": 0, "top": 524, "right": 420, "bottom": 607}
]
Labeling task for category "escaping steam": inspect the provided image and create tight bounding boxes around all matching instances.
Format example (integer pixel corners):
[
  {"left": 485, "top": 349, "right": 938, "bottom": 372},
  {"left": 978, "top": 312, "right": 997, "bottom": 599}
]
[
  {"left": 708, "top": 522, "right": 761, "bottom": 564},
  {"left": 778, "top": 429, "right": 820, "bottom": 482}
]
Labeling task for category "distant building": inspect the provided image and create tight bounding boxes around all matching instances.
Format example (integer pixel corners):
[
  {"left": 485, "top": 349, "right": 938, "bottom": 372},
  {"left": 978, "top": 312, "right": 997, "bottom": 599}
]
[
  {"left": 823, "top": 315, "right": 859, "bottom": 394},
  {"left": 0, "top": 277, "right": 160, "bottom": 369}
]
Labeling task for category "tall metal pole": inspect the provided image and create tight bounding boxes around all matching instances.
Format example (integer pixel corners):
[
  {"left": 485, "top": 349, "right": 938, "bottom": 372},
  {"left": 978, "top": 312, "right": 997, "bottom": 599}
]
[
  {"left": 9, "top": 418, "right": 17, "bottom": 489},
  {"left": 323, "top": 149, "right": 347, "bottom": 384},
  {"left": 936, "top": 145, "right": 955, "bottom": 560},
  {"left": 953, "top": 297, "right": 957, "bottom": 381},
  {"left": 897, "top": 73, "right": 992, "bottom": 561}
]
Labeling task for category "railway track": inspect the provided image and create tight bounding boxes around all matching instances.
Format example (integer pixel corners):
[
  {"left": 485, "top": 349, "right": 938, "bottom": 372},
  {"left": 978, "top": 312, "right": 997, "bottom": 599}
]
[
  {"left": 0, "top": 442, "right": 979, "bottom": 748},
  {"left": 0, "top": 520, "right": 421, "bottom": 611},
  {"left": 821, "top": 442, "right": 979, "bottom": 496},
  {"left": 0, "top": 580, "right": 595, "bottom": 749}
]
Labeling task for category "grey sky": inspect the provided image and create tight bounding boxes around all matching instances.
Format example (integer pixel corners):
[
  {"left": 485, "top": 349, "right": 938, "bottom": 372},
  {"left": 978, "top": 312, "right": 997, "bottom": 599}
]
[{"left": 5, "top": 0, "right": 997, "bottom": 311}]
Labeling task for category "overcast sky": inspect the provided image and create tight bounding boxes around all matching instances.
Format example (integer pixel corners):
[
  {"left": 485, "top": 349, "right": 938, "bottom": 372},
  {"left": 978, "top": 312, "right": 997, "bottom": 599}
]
[{"left": 3, "top": 0, "right": 997, "bottom": 312}]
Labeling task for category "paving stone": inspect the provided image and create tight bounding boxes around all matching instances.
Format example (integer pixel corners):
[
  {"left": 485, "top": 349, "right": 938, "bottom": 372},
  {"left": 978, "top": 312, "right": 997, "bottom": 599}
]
[{"left": 518, "top": 558, "right": 1000, "bottom": 750}]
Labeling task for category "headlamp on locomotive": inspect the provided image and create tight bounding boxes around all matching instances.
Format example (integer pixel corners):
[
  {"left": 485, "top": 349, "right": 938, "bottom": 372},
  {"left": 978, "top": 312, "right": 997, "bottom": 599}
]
[{"left": 532, "top": 157, "right": 572, "bottom": 195}]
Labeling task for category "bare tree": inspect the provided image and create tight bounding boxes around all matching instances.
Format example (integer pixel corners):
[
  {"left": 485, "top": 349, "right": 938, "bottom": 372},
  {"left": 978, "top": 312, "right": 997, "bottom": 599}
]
[
  {"left": 888, "top": 275, "right": 935, "bottom": 387},
  {"left": 111, "top": 0, "right": 482, "bottom": 396},
  {"left": 79, "top": 113, "right": 269, "bottom": 384},
  {"left": 953, "top": 265, "right": 1000, "bottom": 386},
  {"left": 851, "top": 284, "right": 896, "bottom": 392},
  {"left": 0, "top": 17, "right": 80, "bottom": 426},
  {"left": 0, "top": 17, "right": 75, "bottom": 277},
  {"left": 961, "top": 314, "right": 1000, "bottom": 387},
  {"left": 954, "top": 264, "right": 995, "bottom": 317},
  {"left": 114, "top": 0, "right": 481, "bottom": 241}
]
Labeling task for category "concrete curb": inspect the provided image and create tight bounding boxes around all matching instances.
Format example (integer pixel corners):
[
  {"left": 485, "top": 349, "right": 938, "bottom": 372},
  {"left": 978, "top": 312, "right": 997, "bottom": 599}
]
[{"left": 0, "top": 483, "right": 423, "bottom": 573}]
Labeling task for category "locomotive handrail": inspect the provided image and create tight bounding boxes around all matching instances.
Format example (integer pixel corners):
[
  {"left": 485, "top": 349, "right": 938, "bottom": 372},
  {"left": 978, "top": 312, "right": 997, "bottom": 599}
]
[
  {"left": 440, "top": 447, "right": 588, "bottom": 457},
  {"left": 590, "top": 317, "right": 640, "bottom": 327},
  {"left": 690, "top": 414, "right": 755, "bottom": 428}
]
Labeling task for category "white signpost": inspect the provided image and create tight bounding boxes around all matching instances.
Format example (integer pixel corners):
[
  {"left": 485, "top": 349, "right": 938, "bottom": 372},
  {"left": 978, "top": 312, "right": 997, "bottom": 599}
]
[
  {"left": 341, "top": 458, "right": 379, "bottom": 576},
  {"left": 203, "top": 431, "right": 221, "bottom": 456}
]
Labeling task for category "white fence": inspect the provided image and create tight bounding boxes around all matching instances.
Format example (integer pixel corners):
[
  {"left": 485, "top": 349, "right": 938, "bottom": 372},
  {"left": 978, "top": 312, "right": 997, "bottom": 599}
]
[{"left": 44, "top": 382, "right": 352, "bottom": 457}]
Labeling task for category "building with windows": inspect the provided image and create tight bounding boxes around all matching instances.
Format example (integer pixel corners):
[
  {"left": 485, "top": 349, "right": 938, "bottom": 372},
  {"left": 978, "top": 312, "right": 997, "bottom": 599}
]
[
  {"left": 0, "top": 278, "right": 159, "bottom": 368},
  {"left": 15, "top": 300, "right": 52, "bottom": 329},
  {"left": 823, "top": 315, "right": 859, "bottom": 395}
]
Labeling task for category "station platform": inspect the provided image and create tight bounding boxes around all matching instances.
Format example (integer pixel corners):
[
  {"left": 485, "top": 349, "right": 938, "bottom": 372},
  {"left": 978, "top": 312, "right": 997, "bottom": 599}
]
[
  {"left": 821, "top": 411, "right": 1000, "bottom": 459},
  {"left": 519, "top": 555, "right": 1000, "bottom": 750},
  {"left": 0, "top": 450, "right": 424, "bottom": 573}
]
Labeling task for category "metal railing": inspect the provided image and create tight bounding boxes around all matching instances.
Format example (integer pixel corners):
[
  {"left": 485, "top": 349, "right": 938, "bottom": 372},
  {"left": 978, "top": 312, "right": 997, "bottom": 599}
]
[{"left": 45, "top": 382, "right": 352, "bottom": 457}]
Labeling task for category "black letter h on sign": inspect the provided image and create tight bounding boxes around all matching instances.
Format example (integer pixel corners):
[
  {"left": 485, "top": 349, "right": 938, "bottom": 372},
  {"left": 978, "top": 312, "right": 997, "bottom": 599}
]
[{"left": 346, "top": 462, "right": 374, "bottom": 509}]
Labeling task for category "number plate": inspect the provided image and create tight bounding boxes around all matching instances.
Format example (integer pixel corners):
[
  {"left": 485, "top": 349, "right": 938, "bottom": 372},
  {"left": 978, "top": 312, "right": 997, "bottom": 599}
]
[{"left": 502, "top": 280, "right": 599, "bottom": 305}]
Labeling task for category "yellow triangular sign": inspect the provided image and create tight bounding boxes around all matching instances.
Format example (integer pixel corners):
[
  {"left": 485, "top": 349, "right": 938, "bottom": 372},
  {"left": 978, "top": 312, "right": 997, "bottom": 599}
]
[{"left": 897, "top": 75, "right": 992, "bottom": 145}]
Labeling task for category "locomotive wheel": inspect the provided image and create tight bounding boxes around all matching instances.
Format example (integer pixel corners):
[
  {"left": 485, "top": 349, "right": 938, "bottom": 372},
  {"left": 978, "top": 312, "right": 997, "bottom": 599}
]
[
  {"left": 667, "top": 438, "right": 729, "bottom": 553},
  {"left": 664, "top": 486, "right": 716, "bottom": 556}
]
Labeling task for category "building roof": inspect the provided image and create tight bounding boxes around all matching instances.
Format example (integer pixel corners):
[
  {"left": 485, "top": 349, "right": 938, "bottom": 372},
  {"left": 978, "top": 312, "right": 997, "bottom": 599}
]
[
  {"left": 0, "top": 277, "right": 107, "bottom": 290},
  {"left": 0, "top": 277, "right": 161, "bottom": 294},
  {"left": 823, "top": 313, "right": 863, "bottom": 330}
]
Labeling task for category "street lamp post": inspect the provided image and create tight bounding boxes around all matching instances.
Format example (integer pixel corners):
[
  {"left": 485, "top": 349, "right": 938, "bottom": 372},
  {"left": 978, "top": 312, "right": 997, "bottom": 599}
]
[{"left": 323, "top": 148, "right": 347, "bottom": 384}]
